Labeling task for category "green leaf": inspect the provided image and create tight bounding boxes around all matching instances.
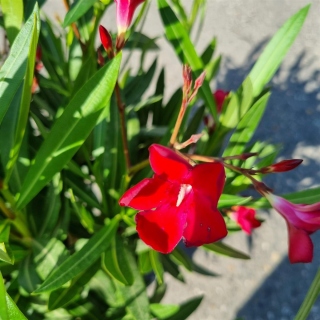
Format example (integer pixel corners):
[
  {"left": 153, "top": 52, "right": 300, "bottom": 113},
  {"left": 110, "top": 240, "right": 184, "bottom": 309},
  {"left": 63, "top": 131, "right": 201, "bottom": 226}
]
[
  {"left": 33, "top": 217, "right": 119, "bottom": 294},
  {"left": 18, "top": 254, "right": 41, "bottom": 293},
  {"left": 112, "top": 251, "right": 150, "bottom": 320},
  {"left": 249, "top": 187, "right": 320, "bottom": 209},
  {"left": 149, "top": 250, "right": 164, "bottom": 285},
  {"left": 17, "top": 53, "right": 121, "bottom": 209},
  {"left": 32, "top": 238, "right": 68, "bottom": 280},
  {"left": 295, "top": 268, "right": 320, "bottom": 320},
  {"left": 248, "top": 5, "right": 310, "bottom": 97},
  {"left": 62, "top": 0, "right": 97, "bottom": 27},
  {"left": 203, "top": 242, "right": 250, "bottom": 260},
  {"left": 170, "top": 247, "right": 193, "bottom": 271},
  {"left": 165, "top": 296, "right": 203, "bottom": 320},
  {"left": 0, "top": 3, "right": 39, "bottom": 126},
  {"left": 223, "top": 92, "right": 270, "bottom": 160},
  {"left": 0, "top": 243, "right": 14, "bottom": 264},
  {"left": 0, "top": 271, "right": 9, "bottom": 320},
  {"left": 48, "top": 261, "right": 100, "bottom": 310},
  {"left": 158, "top": 0, "right": 217, "bottom": 121},
  {"left": 102, "top": 235, "right": 134, "bottom": 286},
  {"left": 150, "top": 304, "right": 179, "bottom": 320},
  {"left": 218, "top": 194, "right": 251, "bottom": 208},
  {"left": 0, "top": 0, "right": 23, "bottom": 45},
  {"left": 5, "top": 294, "right": 27, "bottom": 320},
  {"left": 3, "top": 7, "right": 40, "bottom": 185}
]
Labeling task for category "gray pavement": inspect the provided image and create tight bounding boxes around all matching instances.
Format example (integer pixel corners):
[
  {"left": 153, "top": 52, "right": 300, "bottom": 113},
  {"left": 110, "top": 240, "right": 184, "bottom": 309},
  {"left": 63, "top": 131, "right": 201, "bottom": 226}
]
[{"left": 43, "top": 1, "right": 320, "bottom": 319}]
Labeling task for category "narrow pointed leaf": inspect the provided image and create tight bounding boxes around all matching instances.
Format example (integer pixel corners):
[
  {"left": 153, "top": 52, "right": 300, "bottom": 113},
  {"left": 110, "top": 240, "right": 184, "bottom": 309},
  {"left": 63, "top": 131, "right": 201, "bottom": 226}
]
[
  {"left": 4, "top": 8, "right": 40, "bottom": 184},
  {"left": 62, "top": 0, "right": 97, "bottom": 27},
  {"left": 1, "top": 0, "right": 23, "bottom": 45},
  {"left": 17, "top": 53, "right": 121, "bottom": 209},
  {"left": 150, "top": 250, "right": 164, "bottom": 285},
  {"left": 5, "top": 294, "right": 27, "bottom": 320},
  {"left": 295, "top": 268, "right": 320, "bottom": 320},
  {"left": 203, "top": 242, "right": 250, "bottom": 260},
  {"left": 102, "top": 235, "right": 134, "bottom": 286},
  {"left": 33, "top": 217, "right": 119, "bottom": 294},
  {"left": 0, "top": 272, "right": 9, "bottom": 320},
  {"left": 0, "top": 3, "right": 39, "bottom": 125},
  {"left": 223, "top": 92, "right": 270, "bottom": 160},
  {"left": 248, "top": 5, "right": 310, "bottom": 97},
  {"left": 165, "top": 296, "right": 203, "bottom": 320}
]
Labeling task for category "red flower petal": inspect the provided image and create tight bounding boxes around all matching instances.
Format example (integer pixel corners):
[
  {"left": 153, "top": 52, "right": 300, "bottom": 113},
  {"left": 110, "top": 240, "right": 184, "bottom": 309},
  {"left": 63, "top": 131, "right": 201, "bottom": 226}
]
[
  {"left": 182, "top": 192, "right": 227, "bottom": 246},
  {"left": 189, "top": 162, "right": 225, "bottom": 206},
  {"left": 119, "top": 176, "right": 179, "bottom": 210},
  {"left": 149, "top": 144, "right": 192, "bottom": 183},
  {"left": 286, "top": 222, "right": 313, "bottom": 263},
  {"left": 135, "top": 204, "right": 187, "bottom": 254}
]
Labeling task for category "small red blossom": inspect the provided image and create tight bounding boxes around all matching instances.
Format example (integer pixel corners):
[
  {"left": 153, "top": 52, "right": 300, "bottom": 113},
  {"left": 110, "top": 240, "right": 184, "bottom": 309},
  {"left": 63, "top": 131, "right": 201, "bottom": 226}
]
[
  {"left": 119, "top": 144, "right": 227, "bottom": 253},
  {"left": 213, "top": 89, "right": 229, "bottom": 113},
  {"left": 229, "top": 206, "right": 261, "bottom": 235},
  {"left": 115, "top": 0, "right": 145, "bottom": 50},
  {"left": 265, "top": 193, "right": 320, "bottom": 263}
]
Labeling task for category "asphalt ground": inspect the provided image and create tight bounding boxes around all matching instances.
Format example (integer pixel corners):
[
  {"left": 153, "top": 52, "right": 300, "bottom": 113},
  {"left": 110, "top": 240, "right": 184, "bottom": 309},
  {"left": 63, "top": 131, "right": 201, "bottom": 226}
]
[{"left": 43, "top": 1, "right": 320, "bottom": 319}]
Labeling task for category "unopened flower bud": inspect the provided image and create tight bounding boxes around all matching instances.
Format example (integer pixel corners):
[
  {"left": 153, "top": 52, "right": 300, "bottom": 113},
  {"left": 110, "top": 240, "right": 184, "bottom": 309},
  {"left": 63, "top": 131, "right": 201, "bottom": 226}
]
[
  {"left": 213, "top": 89, "right": 229, "bottom": 113},
  {"left": 99, "top": 25, "right": 114, "bottom": 59},
  {"left": 260, "top": 159, "right": 303, "bottom": 174}
]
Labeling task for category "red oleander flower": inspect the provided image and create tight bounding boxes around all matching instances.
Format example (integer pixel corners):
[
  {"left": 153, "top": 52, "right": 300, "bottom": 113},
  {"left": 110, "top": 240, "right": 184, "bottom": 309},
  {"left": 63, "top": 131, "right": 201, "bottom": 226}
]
[
  {"left": 229, "top": 206, "right": 261, "bottom": 235},
  {"left": 213, "top": 89, "right": 229, "bottom": 113},
  {"left": 119, "top": 144, "right": 227, "bottom": 253},
  {"left": 115, "top": 0, "right": 145, "bottom": 49},
  {"left": 265, "top": 193, "right": 320, "bottom": 263}
]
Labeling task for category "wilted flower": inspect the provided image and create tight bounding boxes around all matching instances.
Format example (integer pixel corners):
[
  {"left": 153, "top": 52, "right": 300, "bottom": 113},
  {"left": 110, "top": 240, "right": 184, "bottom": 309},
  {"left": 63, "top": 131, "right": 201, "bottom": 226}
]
[
  {"left": 229, "top": 206, "right": 261, "bottom": 235},
  {"left": 119, "top": 144, "right": 227, "bottom": 253},
  {"left": 265, "top": 192, "right": 320, "bottom": 263}
]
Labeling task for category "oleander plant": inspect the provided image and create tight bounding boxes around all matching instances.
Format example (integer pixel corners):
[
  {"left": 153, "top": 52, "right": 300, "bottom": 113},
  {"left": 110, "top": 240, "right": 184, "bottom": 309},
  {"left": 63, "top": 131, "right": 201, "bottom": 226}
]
[{"left": 0, "top": 0, "right": 319, "bottom": 319}]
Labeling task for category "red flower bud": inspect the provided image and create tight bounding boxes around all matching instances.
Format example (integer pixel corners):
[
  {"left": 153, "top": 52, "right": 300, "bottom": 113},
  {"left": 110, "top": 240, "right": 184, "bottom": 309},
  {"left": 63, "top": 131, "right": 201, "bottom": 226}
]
[
  {"left": 260, "top": 159, "right": 303, "bottom": 174},
  {"left": 99, "top": 25, "right": 114, "bottom": 59},
  {"left": 213, "top": 89, "right": 229, "bottom": 113}
]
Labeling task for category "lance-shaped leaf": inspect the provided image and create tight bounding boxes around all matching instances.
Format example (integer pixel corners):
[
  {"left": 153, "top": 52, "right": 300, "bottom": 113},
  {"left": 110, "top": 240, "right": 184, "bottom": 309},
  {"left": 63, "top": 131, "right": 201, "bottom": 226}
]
[
  {"left": 102, "top": 235, "right": 134, "bottom": 286},
  {"left": 62, "top": 0, "right": 97, "bottom": 27},
  {"left": 0, "top": 3, "right": 39, "bottom": 126},
  {"left": 223, "top": 92, "right": 270, "bottom": 161},
  {"left": 33, "top": 217, "right": 119, "bottom": 294},
  {"left": 0, "top": 272, "right": 27, "bottom": 320},
  {"left": 157, "top": 0, "right": 217, "bottom": 121},
  {"left": 0, "top": 0, "right": 24, "bottom": 45},
  {"left": 248, "top": 5, "right": 310, "bottom": 97},
  {"left": 17, "top": 53, "right": 121, "bottom": 209},
  {"left": 203, "top": 242, "right": 250, "bottom": 260},
  {"left": 2, "top": 8, "right": 40, "bottom": 186}
]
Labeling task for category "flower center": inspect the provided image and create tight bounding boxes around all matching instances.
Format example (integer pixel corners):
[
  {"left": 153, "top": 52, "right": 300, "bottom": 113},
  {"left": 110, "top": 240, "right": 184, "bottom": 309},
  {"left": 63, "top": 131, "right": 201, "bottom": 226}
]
[{"left": 176, "top": 184, "right": 192, "bottom": 207}]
